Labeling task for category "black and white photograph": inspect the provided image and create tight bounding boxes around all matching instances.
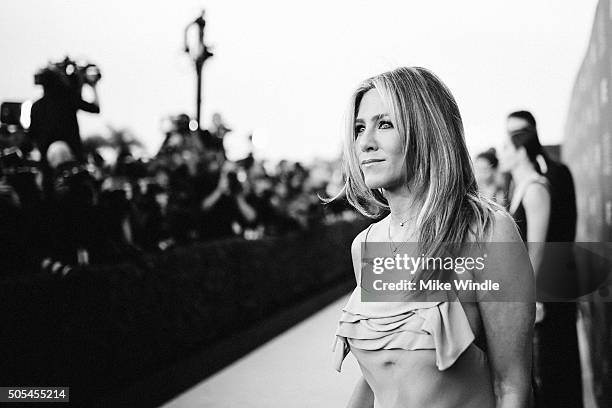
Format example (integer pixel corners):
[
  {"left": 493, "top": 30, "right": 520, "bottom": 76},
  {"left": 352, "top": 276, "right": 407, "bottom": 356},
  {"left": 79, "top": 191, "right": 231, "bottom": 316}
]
[{"left": 1, "top": 1, "right": 611, "bottom": 407}]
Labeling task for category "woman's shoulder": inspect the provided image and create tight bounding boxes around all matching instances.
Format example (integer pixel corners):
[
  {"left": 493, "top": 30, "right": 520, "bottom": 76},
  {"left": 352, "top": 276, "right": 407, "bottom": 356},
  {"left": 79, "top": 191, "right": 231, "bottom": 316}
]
[
  {"left": 350, "top": 220, "right": 385, "bottom": 283},
  {"left": 351, "top": 226, "right": 368, "bottom": 253},
  {"left": 358, "top": 216, "right": 390, "bottom": 238},
  {"left": 519, "top": 175, "right": 550, "bottom": 198},
  {"left": 522, "top": 176, "right": 551, "bottom": 207},
  {"left": 526, "top": 174, "right": 550, "bottom": 189},
  {"left": 351, "top": 218, "right": 383, "bottom": 246},
  {"left": 350, "top": 216, "right": 389, "bottom": 254},
  {"left": 486, "top": 210, "right": 522, "bottom": 243},
  {"left": 465, "top": 207, "right": 520, "bottom": 243}
]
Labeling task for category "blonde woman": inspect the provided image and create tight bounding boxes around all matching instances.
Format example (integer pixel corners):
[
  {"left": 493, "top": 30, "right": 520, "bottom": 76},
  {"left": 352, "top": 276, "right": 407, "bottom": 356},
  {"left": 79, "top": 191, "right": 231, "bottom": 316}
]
[{"left": 332, "top": 67, "right": 534, "bottom": 408}]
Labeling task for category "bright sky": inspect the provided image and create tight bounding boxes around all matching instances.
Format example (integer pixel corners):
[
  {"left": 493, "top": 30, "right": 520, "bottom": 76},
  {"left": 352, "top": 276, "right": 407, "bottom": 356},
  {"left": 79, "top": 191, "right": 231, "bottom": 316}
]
[{"left": 0, "top": 0, "right": 598, "bottom": 163}]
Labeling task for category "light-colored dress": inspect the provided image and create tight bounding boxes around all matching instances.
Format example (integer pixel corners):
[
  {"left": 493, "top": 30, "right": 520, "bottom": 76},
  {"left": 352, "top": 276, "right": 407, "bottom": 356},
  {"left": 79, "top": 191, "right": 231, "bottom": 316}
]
[
  {"left": 333, "top": 263, "right": 496, "bottom": 407},
  {"left": 333, "top": 287, "right": 475, "bottom": 372}
]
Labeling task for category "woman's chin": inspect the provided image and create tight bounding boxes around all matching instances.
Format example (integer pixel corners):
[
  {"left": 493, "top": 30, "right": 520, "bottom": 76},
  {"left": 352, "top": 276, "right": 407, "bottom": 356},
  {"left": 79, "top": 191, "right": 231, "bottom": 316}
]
[
  {"left": 364, "top": 176, "right": 393, "bottom": 190},
  {"left": 363, "top": 177, "right": 383, "bottom": 190}
]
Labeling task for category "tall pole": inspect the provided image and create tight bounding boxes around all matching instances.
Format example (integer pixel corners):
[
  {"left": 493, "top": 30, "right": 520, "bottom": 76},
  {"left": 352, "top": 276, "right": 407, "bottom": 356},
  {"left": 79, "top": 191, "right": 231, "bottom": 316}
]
[
  {"left": 196, "top": 57, "right": 203, "bottom": 128},
  {"left": 184, "top": 10, "right": 213, "bottom": 130}
]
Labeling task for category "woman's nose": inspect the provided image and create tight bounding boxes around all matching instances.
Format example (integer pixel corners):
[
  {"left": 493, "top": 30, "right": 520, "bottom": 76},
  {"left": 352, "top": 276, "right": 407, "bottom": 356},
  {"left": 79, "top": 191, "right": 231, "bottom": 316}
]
[{"left": 357, "top": 127, "right": 377, "bottom": 152}]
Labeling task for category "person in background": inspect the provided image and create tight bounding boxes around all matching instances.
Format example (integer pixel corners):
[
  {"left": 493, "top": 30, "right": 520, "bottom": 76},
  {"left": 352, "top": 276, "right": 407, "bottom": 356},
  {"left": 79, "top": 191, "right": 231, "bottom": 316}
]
[
  {"left": 474, "top": 148, "right": 507, "bottom": 205},
  {"left": 198, "top": 159, "right": 257, "bottom": 241},
  {"left": 30, "top": 58, "right": 100, "bottom": 165},
  {"left": 502, "top": 113, "right": 582, "bottom": 408},
  {"left": 29, "top": 58, "right": 100, "bottom": 200},
  {"left": 37, "top": 142, "right": 97, "bottom": 271},
  {"left": 507, "top": 111, "right": 577, "bottom": 241},
  {"left": 210, "top": 112, "right": 232, "bottom": 140}
]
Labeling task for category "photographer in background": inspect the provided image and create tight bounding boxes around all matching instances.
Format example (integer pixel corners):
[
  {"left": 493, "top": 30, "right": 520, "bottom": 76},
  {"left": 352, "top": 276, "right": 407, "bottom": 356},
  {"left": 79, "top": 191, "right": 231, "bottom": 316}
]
[
  {"left": 37, "top": 141, "right": 98, "bottom": 270},
  {"left": 198, "top": 159, "right": 257, "bottom": 241},
  {"left": 0, "top": 161, "right": 32, "bottom": 275},
  {"left": 29, "top": 57, "right": 101, "bottom": 168},
  {"left": 0, "top": 106, "right": 44, "bottom": 275}
]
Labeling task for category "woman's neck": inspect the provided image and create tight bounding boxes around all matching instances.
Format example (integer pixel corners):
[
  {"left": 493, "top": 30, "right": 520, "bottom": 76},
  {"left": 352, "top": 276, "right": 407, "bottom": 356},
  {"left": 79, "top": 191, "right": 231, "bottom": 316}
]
[{"left": 384, "top": 184, "right": 421, "bottom": 227}]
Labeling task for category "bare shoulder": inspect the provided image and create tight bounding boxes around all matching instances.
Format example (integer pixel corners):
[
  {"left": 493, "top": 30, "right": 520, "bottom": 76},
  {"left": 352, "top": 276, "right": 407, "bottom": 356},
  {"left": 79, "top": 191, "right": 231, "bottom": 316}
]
[
  {"left": 350, "top": 220, "right": 383, "bottom": 283},
  {"left": 487, "top": 210, "right": 522, "bottom": 243},
  {"left": 350, "top": 226, "right": 369, "bottom": 283},
  {"left": 351, "top": 227, "right": 367, "bottom": 249},
  {"left": 350, "top": 226, "right": 369, "bottom": 257},
  {"left": 523, "top": 181, "right": 550, "bottom": 207},
  {"left": 477, "top": 210, "right": 533, "bottom": 293},
  {"left": 465, "top": 208, "right": 521, "bottom": 243},
  {"left": 351, "top": 217, "right": 387, "bottom": 254}
]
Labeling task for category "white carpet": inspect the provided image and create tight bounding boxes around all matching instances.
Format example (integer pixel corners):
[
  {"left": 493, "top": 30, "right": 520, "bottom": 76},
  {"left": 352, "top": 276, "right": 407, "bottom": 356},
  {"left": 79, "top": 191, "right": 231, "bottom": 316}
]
[{"left": 160, "top": 295, "right": 361, "bottom": 408}]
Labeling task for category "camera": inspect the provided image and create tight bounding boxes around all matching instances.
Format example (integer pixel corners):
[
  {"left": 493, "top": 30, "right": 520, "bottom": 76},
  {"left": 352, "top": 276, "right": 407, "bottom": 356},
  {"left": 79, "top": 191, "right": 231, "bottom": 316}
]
[
  {"left": 0, "top": 147, "right": 39, "bottom": 177},
  {"left": 52, "top": 160, "right": 96, "bottom": 206},
  {"left": 0, "top": 102, "right": 23, "bottom": 126},
  {"left": 34, "top": 56, "right": 102, "bottom": 91}
]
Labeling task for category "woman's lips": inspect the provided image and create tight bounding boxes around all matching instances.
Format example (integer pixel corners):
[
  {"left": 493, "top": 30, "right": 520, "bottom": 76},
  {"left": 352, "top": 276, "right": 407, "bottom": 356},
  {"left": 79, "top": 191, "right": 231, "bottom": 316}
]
[{"left": 361, "top": 159, "right": 385, "bottom": 168}]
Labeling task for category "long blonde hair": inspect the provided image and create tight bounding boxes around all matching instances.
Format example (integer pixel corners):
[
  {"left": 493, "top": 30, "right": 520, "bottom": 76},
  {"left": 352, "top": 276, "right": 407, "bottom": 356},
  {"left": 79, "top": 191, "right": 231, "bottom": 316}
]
[{"left": 337, "top": 67, "right": 499, "bottom": 257}]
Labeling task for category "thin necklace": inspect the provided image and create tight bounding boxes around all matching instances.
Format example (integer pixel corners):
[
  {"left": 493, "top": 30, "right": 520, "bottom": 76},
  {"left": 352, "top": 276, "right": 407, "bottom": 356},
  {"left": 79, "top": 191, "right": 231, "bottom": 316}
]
[
  {"left": 387, "top": 217, "right": 415, "bottom": 254},
  {"left": 387, "top": 219, "right": 419, "bottom": 287},
  {"left": 390, "top": 214, "right": 416, "bottom": 227}
]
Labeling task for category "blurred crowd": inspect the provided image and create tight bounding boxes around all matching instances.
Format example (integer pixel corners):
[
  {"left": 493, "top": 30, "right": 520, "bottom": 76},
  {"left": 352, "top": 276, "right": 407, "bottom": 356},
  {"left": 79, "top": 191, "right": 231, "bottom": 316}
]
[{"left": 0, "top": 103, "right": 353, "bottom": 276}]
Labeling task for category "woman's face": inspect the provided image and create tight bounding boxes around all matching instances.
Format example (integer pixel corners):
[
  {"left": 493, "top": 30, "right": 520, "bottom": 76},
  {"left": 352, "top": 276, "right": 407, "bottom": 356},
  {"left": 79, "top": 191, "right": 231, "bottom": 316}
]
[
  {"left": 498, "top": 134, "right": 520, "bottom": 173},
  {"left": 354, "top": 89, "right": 406, "bottom": 190}
]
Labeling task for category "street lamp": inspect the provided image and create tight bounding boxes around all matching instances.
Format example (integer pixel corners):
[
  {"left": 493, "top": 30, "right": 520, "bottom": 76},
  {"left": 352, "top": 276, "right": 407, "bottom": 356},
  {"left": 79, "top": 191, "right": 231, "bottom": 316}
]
[{"left": 184, "top": 10, "right": 213, "bottom": 130}]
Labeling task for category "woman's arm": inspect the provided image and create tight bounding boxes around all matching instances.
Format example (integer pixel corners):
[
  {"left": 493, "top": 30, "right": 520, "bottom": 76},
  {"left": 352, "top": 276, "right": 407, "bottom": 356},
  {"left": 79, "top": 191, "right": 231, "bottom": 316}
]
[
  {"left": 346, "top": 376, "right": 374, "bottom": 408},
  {"left": 522, "top": 183, "right": 550, "bottom": 277},
  {"left": 480, "top": 212, "right": 535, "bottom": 408},
  {"left": 523, "top": 182, "right": 550, "bottom": 323}
]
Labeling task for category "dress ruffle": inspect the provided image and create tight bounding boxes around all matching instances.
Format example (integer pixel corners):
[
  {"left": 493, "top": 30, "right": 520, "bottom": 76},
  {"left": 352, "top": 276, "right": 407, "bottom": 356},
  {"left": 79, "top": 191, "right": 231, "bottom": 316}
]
[{"left": 333, "top": 287, "right": 475, "bottom": 372}]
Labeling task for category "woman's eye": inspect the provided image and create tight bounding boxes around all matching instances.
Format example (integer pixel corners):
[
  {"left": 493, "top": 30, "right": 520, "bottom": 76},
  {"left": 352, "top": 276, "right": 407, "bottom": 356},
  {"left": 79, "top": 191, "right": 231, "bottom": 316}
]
[
  {"left": 379, "top": 121, "right": 393, "bottom": 129},
  {"left": 354, "top": 125, "right": 365, "bottom": 135}
]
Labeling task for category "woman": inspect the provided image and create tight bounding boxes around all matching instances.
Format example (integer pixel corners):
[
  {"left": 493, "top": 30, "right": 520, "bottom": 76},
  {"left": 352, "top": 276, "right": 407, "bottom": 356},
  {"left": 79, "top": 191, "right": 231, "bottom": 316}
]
[
  {"left": 499, "top": 127, "right": 582, "bottom": 408},
  {"left": 331, "top": 67, "right": 534, "bottom": 408},
  {"left": 499, "top": 128, "right": 550, "bottom": 271}
]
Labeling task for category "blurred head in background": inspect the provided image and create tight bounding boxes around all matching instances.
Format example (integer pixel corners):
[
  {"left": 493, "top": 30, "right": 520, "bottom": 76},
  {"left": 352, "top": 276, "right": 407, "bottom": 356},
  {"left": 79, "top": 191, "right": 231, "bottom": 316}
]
[
  {"left": 499, "top": 127, "right": 545, "bottom": 174},
  {"left": 506, "top": 110, "right": 537, "bottom": 134},
  {"left": 46, "top": 141, "right": 75, "bottom": 169},
  {"left": 474, "top": 148, "right": 499, "bottom": 190}
]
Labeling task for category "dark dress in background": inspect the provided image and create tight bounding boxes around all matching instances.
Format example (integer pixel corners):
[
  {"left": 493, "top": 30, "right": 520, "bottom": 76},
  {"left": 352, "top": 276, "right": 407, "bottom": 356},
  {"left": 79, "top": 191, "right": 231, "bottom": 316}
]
[{"left": 511, "top": 168, "right": 583, "bottom": 408}]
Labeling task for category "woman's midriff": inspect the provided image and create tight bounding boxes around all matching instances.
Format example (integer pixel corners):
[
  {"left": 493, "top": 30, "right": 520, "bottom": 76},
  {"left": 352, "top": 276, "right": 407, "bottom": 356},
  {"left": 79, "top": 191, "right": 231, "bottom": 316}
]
[{"left": 351, "top": 344, "right": 495, "bottom": 408}]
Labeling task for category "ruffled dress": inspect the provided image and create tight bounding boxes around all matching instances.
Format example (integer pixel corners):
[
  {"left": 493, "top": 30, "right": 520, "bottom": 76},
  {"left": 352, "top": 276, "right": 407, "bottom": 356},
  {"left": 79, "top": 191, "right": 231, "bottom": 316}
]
[
  {"left": 333, "top": 223, "right": 496, "bottom": 406},
  {"left": 333, "top": 286, "right": 476, "bottom": 372},
  {"left": 333, "top": 284, "right": 497, "bottom": 407}
]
